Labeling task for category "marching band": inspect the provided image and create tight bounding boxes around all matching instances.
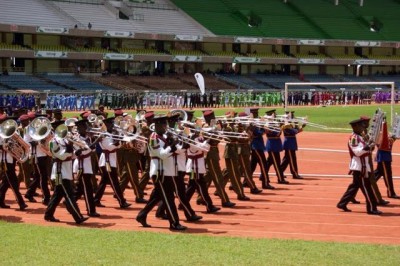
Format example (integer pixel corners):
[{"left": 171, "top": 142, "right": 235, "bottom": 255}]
[{"left": 0, "top": 106, "right": 397, "bottom": 230}]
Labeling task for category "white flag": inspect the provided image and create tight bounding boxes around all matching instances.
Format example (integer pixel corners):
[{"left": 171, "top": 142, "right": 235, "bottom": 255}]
[{"left": 194, "top": 73, "right": 205, "bottom": 95}]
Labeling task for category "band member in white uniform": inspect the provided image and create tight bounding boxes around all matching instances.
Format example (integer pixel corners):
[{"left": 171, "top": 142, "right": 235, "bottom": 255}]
[
  {"left": 44, "top": 123, "right": 88, "bottom": 224},
  {"left": 94, "top": 117, "right": 131, "bottom": 209},
  {"left": 0, "top": 116, "right": 28, "bottom": 210},
  {"left": 136, "top": 115, "right": 186, "bottom": 230},
  {"left": 73, "top": 120, "right": 100, "bottom": 217},
  {"left": 185, "top": 130, "right": 220, "bottom": 213}
]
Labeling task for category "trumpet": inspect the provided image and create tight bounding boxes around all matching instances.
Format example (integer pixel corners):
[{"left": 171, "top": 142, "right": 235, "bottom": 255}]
[{"left": 0, "top": 119, "right": 31, "bottom": 163}]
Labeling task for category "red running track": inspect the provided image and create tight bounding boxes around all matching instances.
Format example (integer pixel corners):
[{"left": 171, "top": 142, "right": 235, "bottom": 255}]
[{"left": 1, "top": 132, "right": 400, "bottom": 245}]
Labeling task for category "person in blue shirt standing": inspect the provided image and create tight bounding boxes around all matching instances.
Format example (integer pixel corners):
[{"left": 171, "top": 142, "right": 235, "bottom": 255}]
[
  {"left": 250, "top": 108, "right": 275, "bottom": 189},
  {"left": 79, "top": 95, "right": 86, "bottom": 111},
  {"left": 280, "top": 111, "right": 305, "bottom": 180},
  {"left": 374, "top": 118, "right": 399, "bottom": 199},
  {"left": 264, "top": 109, "right": 289, "bottom": 185}
]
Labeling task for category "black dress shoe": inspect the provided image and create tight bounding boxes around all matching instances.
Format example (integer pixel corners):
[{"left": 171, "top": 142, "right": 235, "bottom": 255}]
[
  {"left": 19, "top": 203, "right": 28, "bottom": 211},
  {"left": 278, "top": 180, "right": 290, "bottom": 184},
  {"left": 388, "top": 194, "right": 400, "bottom": 199},
  {"left": 237, "top": 195, "right": 250, "bottom": 201},
  {"left": 350, "top": 199, "right": 361, "bottom": 204},
  {"left": 44, "top": 216, "right": 60, "bottom": 222},
  {"left": 186, "top": 215, "right": 203, "bottom": 222},
  {"left": 24, "top": 195, "right": 37, "bottom": 203},
  {"left": 170, "top": 223, "right": 187, "bottom": 231},
  {"left": 293, "top": 175, "right": 303, "bottom": 179},
  {"left": 222, "top": 201, "right": 236, "bottom": 208},
  {"left": 262, "top": 184, "right": 275, "bottom": 190},
  {"left": 88, "top": 212, "right": 101, "bottom": 217},
  {"left": 337, "top": 204, "right": 351, "bottom": 212},
  {"left": 367, "top": 210, "right": 383, "bottom": 215},
  {"left": 120, "top": 202, "right": 132, "bottom": 209},
  {"left": 76, "top": 217, "right": 89, "bottom": 224},
  {"left": 135, "top": 198, "right": 148, "bottom": 204},
  {"left": 250, "top": 188, "right": 263, "bottom": 194},
  {"left": 242, "top": 182, "right": 249, "bottom": 188},
  {"left": 136, "top": 215, "right": 151, "bottom": 227},
  {"left": 0, "top": 203, "right": 11, "bottom": 209},
  {"left": 228, "top": 185, "right": 234, "bottom": 191},
  {"left": 33, "top": 192, "right": 40, "bottom": 197},
  {"left": 378, "top": 200, "right": 390, "bottom": 206},
  {"left": 207, "top": 206, "right": 221, "bottom": 213}
]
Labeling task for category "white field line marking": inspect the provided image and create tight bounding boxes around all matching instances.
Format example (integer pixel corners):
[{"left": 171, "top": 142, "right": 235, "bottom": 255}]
[
  {"left": 205, "top": 228, "right": 400, "bottom": 241},
  {"left": 300, "top": 146, "right": 400, "bottom": 156},
  {"left": 219, "top": 217, "right": 400, "bottom": 229}
]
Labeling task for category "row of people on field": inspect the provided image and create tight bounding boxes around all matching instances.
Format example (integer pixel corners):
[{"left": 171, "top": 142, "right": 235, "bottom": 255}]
[{"left": 0, "top": 106, "right": 398, "bottom": 231}]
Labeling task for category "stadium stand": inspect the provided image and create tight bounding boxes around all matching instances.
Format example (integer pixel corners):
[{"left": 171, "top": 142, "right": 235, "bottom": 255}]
[
  {"left": 0, "top": 43, "right": 28, "bottom": 51},
  {"left": 122, "top": 0, "right": 213, "bottom": 35},
  {"left": 0, "top": 0, "right": 76, "bottom": 28},
  {"left": 52, "top": 1, "right": 140, "bottom": 31},
  {"left": 0, "top": 74, "right": 66, "bottom": 92},
  {"left": 171, "top": 0, "right": 400, "bottom": 41},
  {"left": 43, "top": 74, "right": 115, "bottom": 91},
  {"left": 117, "top": 48, "right": 164, "bottom": 55}
]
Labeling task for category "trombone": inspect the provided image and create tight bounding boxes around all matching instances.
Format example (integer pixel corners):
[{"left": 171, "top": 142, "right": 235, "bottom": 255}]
[{"left": 166, "top": 128, "right": 210, "bottom": 152}]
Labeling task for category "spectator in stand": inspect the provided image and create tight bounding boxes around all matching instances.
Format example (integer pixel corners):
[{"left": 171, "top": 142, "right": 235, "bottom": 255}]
[{"left": 88, "top": 22, "right": 92, "bottom": 30}]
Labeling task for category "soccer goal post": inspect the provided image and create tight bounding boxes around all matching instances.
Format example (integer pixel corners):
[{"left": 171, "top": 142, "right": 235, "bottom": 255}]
[{"left": 284, "top": 81, "right": 396, "bottom": 124}]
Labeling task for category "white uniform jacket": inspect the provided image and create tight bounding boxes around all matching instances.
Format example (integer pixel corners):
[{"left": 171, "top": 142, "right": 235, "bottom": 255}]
[
  {"left": 99, "top": 136, "right": 119, "bottom": 168},
  {"left": 186, "top": 136, "right": 209, "bottom": 174},
  {"left": 50, "top": 136, "right": 74, "bottom": 181},
  {"left": 148, "top": 132, "right": 172, "bottom": 177},
  {"left": 73, "top": 136, "right": 93, "bottom": 174},
  {"left": 175, "top": 143, "right": 187, "bottom": 172},
  {"left": 23, "top": 127, "right": 47, "bottom": 158},
  {"left": 348, "top": 132, "right": 371, "bottom": 175}
]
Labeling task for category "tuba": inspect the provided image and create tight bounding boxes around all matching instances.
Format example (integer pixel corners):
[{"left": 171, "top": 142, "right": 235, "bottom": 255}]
[
  {"left": 28, "top": 116, "right": 53, "bottom": 157},
  {"left": 0, "top": 119, "right": 31, "bottom": 163}
]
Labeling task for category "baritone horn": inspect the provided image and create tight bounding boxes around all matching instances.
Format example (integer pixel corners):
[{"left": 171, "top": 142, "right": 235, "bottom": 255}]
[
  {"left": 168, "top": 109, "right": 188, "bottom": 122},
  {"left": 28, "top": 116, "right": 53, "bottom": 157},
  {"left": 0, "top": 119, "right": 31, "bottom": 163}
]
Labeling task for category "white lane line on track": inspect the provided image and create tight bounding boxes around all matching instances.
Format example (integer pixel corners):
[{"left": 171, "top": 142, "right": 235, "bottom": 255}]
[
  {"left": 219, "top": 218, "right": 400, "bottom": 228},
  {"left": 300, "top": 147, "right": 400, "bottom": 156},
  {"left": 254, "top": 172, "right": 400, "bottom": 179},
  {"left": 205, "top": 228, "right": 400, "bottom": 241}
]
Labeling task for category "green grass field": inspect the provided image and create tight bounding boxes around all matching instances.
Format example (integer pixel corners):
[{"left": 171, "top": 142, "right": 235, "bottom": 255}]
[
  {"left": 1, "top": 221, "right": 400, "bottom": 265},
  {"left": 2, "top": 104, "right": 400, "bottom": 264}
]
